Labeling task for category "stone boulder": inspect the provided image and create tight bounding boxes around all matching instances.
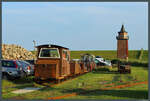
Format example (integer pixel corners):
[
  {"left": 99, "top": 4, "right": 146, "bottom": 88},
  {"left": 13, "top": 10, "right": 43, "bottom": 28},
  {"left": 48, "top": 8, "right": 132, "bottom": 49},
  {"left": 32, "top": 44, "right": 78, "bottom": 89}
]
[{"left": 2, "top": 44, "right": 36, "bottom": 60}]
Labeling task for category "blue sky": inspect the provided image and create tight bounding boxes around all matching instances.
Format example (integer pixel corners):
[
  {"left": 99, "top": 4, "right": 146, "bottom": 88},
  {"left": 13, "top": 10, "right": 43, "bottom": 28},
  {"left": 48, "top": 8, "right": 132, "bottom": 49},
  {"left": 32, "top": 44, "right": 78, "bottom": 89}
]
[{"left": 2, "top": 2, "right": 148, "bottom": 51}]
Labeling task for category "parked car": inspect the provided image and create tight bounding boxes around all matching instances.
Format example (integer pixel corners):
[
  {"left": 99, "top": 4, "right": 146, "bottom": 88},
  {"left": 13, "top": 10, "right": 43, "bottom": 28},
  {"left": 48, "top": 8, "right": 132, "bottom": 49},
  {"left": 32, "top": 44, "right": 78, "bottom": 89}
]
[
  {"left": 111, "top": 59, "right": 119, "bottom": 64},
  {"left": 95, "top": 56, "right": 104, "bottom": 61},
  {"left": 95, "top": 56, "right": 112, "bottom": 66},
  {"left": 25, "top": 60, "right": 35, "bottom": 71},
  {"left": 2, "top": 60, "right": 23, "bottom": 80},
  {"left": 95, "top": 56, "right": 102, "bottom": 58},
  {"left": 104, "top": 60, "right": 112, "bottom": 66},
  {"left": 18, "top": 60, "right": 34, "bottom": 76},
  {"left": 25, "top": 60, "right": 35, "bottom": 65}
]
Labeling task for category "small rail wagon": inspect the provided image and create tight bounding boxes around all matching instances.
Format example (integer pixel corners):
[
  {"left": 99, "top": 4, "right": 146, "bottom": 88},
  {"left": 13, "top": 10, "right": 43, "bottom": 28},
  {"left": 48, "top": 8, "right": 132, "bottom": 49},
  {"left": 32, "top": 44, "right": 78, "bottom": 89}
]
[
  {"left": 117, "top": 61, "right": 131, "bottom": 74},
  {"left": 34, "top": 44, "right": 71, "bottom": 82},
  {"left": 80, "top": 53, "right": 96, "bottom": 72},
  {"left": 70, "top": 59, "right": 82, "bottom": 76}
]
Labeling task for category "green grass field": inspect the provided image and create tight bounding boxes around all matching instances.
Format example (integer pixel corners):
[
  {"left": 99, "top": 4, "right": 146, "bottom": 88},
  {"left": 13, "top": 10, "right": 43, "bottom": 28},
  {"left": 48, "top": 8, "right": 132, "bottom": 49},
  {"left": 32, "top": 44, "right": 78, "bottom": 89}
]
[
  {"left": 2, "top": 50, "right": 148, "bottom": 100},
  {"left": 2, "top": 66, "right": 148, "bottom": 100}
]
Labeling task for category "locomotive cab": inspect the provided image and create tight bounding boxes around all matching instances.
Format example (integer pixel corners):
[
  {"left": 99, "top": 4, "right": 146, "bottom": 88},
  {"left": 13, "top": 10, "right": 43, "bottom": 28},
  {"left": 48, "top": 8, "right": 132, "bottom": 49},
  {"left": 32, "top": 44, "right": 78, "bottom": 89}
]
[{"left": 35, "top": 44, "right": 70, "bottom": 81}]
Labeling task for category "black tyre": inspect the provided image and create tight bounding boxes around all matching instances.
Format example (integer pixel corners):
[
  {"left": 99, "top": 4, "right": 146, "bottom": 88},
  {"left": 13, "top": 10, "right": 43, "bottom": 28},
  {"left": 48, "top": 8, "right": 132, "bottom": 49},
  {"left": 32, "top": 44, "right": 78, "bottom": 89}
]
[
  {"left": 21, "top": 71, "right": 27, "bottom": 78},
  {"left": 2, "top": 74, "right": 8, "bottom": 80},
  {"left": 128, "top": 70, "right": 131, "bottom": 74},
  {"left": 2, "top": 74, "right": 12, "bottom": 80},
  {"left": 34, "top": 77, "right": 41, "bottom": 84}
]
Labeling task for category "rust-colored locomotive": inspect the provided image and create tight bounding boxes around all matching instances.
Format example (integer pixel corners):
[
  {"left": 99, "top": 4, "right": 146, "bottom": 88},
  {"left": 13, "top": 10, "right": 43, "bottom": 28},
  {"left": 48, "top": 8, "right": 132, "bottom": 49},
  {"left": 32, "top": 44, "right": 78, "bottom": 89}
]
[{"left": 34, "top": 44, "right": 95, "bottom": 83}]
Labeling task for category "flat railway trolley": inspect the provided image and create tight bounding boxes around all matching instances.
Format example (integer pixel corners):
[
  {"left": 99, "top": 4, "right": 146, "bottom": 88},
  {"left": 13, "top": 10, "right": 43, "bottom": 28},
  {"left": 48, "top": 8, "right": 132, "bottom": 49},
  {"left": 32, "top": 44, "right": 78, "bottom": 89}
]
[{"left": 34, "top": 44, "right": 96, "bottom": 83}]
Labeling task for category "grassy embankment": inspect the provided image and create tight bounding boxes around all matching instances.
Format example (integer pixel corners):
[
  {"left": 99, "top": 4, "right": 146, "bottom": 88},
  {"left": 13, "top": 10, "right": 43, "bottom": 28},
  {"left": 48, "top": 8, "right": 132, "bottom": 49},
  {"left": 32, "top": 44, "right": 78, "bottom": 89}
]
[
  {"left": 31, "top": 50, "right": 148, "bottom": 62},
  {"left": 70, "top": 50, "right": 148, "bottom": 61}
]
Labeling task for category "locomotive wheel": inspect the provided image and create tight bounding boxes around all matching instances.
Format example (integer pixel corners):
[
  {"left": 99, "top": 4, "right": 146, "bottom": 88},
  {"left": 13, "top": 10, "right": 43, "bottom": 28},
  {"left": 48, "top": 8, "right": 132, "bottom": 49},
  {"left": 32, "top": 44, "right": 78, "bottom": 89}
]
[
  {"left": 34, "top": 77, "right": 42, "bottom": 84},
  {"left": 120, "top": 71, "right": 122, "bottom": 74},
  {"left": 65, "top": 77, "right": 69, "bottom": 80},
  {"left": 128, "top": 70, "right": 131, "bottom": 74},
  {"left": 56, "top": 79, "right": 61, "bottom": 84}
]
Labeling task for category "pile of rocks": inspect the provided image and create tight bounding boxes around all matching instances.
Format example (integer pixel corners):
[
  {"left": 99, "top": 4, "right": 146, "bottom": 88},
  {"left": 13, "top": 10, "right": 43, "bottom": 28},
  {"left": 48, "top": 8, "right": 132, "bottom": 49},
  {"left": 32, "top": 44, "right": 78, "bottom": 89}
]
[{"left": 2, "top": 44, "right": 36, "bottom": 60}]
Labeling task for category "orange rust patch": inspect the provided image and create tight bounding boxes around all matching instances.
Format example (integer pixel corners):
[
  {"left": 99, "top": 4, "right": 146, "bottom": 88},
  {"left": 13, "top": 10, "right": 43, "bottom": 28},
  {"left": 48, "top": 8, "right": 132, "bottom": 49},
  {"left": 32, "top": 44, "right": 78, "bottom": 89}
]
[
  {"left": 48, "top": 93, "right": 77, "bottom": 100},
  {"left": 101, "top": 81, "right": 148, "bottom": 90},
  {"left": 103, "top": 83, "right": 115, "bottom": 87}
]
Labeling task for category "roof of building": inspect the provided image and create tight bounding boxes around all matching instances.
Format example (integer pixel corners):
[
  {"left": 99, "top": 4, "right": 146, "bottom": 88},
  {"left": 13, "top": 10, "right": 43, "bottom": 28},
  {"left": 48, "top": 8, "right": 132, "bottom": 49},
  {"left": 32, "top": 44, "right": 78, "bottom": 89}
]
[
  {"left": 119, "top": 24, "right": 127, "bottom": 33},
  {"left": 36, "top": 44, "right": 69, "bottom": 49}
]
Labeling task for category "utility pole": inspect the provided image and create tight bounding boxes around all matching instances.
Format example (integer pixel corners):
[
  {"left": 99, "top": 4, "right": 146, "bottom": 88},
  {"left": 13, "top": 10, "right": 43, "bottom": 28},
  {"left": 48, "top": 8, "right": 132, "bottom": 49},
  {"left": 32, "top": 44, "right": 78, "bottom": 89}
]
[{"left": 33, "top": 40, "right": 36, "bottom": 64}]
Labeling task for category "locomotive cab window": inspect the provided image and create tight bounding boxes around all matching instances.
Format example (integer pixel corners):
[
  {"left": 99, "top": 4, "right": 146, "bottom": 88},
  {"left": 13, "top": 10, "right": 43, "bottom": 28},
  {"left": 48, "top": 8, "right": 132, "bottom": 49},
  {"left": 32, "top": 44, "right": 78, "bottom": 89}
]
[
  {"left": 63, "top": 49, "right": 69, "bottom": 61},
  {"left": 39, "top": 48, "right": 60, "bottom": 58},
  {"left": 63, "top": 50, "right": 67, "bottom": 59}
]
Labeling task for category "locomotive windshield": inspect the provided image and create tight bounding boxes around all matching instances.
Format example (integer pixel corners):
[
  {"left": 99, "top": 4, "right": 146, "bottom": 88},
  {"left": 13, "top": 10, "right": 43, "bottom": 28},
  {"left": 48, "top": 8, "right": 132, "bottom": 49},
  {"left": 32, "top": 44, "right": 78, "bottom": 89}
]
[{"left": 39, "top": 48, "right": 60, "bottom": 58}]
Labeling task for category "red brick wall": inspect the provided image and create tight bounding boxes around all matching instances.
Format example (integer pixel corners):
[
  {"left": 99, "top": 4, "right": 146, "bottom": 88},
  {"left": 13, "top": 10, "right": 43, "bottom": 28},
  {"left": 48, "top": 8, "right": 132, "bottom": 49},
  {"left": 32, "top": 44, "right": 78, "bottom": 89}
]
[{"left": 117, "top": 40, "right": 128, "bottom": 59}]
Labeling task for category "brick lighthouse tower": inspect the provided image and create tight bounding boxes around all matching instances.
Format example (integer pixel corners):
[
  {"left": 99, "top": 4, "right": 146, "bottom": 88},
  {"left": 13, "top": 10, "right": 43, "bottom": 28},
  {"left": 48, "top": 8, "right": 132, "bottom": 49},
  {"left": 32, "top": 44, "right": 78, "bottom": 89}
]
[{"left": 116, "top": 25, "right": 129, "bottom": 60}]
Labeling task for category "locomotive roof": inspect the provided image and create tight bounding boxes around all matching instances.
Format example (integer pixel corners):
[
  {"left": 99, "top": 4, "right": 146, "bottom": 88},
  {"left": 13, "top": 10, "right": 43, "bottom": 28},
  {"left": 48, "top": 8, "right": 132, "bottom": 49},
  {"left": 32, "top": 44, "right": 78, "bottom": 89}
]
[{"left": 36, "top": 44, "right": 69, "bottom": 49}]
